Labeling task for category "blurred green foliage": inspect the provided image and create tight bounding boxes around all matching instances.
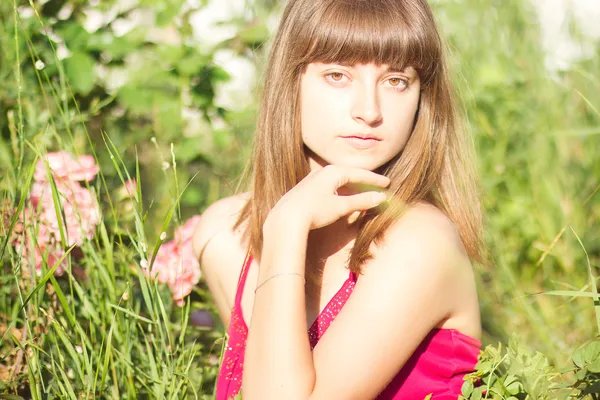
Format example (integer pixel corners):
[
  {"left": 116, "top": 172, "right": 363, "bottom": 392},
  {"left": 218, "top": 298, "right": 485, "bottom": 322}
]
[
  {"left": 0, "top": 0, "right": 265, "bottom": 237},
  {"left": 434, "top": 0, "right": 600, "bottom": 367}
]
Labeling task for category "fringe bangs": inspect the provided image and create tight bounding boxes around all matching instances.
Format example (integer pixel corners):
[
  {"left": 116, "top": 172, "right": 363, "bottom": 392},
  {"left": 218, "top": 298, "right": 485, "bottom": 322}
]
[{"left": 295, "top": 0, "right": 441, "bottom": 85}]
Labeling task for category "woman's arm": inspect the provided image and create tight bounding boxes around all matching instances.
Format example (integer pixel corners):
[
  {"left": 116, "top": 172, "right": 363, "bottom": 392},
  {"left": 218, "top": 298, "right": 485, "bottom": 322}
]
[{"left": 243, "top": 214, "right": 315, "bottom": 398}]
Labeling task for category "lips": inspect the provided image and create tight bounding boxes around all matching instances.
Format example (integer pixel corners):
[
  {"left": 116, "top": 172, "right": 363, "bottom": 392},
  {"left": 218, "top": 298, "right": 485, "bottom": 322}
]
[
  {"left": 341, "top": 134, "right": 381, "bottom": 141},
  {"left": 341, "top": 136, "right": 381, "bottom": 149}
]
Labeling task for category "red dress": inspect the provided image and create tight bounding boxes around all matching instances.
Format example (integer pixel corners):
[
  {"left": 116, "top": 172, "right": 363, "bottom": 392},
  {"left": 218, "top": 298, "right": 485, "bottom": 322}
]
[{"left": 215, "top": 251, "right": 481, "bottom": 399}]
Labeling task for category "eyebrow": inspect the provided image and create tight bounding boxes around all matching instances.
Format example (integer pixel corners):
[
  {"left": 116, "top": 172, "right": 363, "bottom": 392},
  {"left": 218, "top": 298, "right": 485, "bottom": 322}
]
[
  {"left": 327, "top": 62, "right": 415, "bottom": 74},
  {"left": 384, "top": 65, "right": 417, "bottom": 74}
]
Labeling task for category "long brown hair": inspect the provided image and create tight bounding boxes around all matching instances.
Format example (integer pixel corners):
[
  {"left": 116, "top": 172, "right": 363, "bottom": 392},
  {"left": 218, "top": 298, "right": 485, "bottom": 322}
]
[{"left": 233, "top": 0, "right": 489, "bottom": 273}]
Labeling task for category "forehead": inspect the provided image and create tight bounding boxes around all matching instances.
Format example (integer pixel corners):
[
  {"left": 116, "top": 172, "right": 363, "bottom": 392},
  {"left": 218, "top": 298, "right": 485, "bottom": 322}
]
[{"left": 288, "top": 0, "right": 440, "bottom": 84}]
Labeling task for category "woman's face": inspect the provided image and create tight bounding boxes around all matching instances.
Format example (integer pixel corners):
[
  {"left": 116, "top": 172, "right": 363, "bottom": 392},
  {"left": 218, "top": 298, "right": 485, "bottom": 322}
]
[{"left": 300, "top": 62, "right": 421, "bottom": 172}]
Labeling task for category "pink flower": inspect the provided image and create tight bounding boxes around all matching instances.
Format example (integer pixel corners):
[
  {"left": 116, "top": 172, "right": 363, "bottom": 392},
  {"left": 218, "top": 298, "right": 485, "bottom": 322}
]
[
  {"left": 169, "top": 263, "right": 201, "bottom": 307},
  {"left": 13, "top": 211, "right": 68, "bottom": 276},
  {"left": 118, "top": 179, "right": 137, "bottom": 199},
  {"left": 31, "top": 242, "right": 68, "bottom": 276},
  {"left": 148, "top": 241, "right": 180, "bottom": 283},
  {"left": 145, "top": 215, "right": 202, "bottom": 306},
  {"left": 174, "top": 215, "right": 201, "bottom": 243},
  {"left": 12, "top": 152, "right": 101, "bottom": 277},
  {"left": 34, "top": 151, "right": 99, "bottom": 183},
  {"left": 32, "top": 179, "right": 100, "bottom": 247}
]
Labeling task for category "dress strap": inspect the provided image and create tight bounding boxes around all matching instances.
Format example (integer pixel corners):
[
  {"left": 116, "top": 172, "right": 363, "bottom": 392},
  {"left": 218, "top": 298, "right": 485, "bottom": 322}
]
[
  {"left": 348, "top": 268, "right": 358, "bottom": 283},
  {"left": 233, "top": 248, "right": 253, "bottom": 309}
]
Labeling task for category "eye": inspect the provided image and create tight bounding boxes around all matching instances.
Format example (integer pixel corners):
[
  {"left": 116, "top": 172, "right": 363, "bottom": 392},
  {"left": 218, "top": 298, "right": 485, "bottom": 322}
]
[
  {"left": 325, "top": 72, "right": 348, "bottom": 83},
  {"left": 386, "top": 76, "right": 409, "bottom": 90}
]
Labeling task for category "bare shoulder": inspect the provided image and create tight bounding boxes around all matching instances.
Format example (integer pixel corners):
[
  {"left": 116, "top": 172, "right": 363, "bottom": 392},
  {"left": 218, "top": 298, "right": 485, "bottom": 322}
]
[
  {"left": 380, "top": 201, "right": 468, "bottom": 260},
  {"left": 388, "top": 201, "right": 474, "bottom": 289},
  {"left": 371, "top": 200, "right": 480, "bottom": 335},
  {"left": 192, "top": 192, "right": 251, "bottom": 326},
  {"left": 192, "top": 192, "right": 251, "bottom": 262}
]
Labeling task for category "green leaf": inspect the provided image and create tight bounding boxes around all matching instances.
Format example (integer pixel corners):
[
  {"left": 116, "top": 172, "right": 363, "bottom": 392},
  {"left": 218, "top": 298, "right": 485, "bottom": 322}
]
[
  {"left": 506, "top": 379, "right": 521, "bottom": 395},
  {"left": 57, "top": 22, "right": 90, "bottom": 51},
  {"left": 573, "top": 341, "right": 600, "bottom": 372},
  {"left": 462, "top": 380, "right": 474, "bottom": 397},
  {"left": 575, "top": 367, "right": 588, "bottom": 380},
  {"left": 64, "top": 52, "right": 96, "bottom": 95},
  {"left": 88, "top": 32, "right": 139, "bottom": 58},
  {"left": 177, "top": 53, "right": 210, "bottom": 76},
  {"left": 155, "top": 44, "right": 185, "bottom": 65},
  {"left": 118, "top": 85, "right": 175, "bottom": 113},
  {"left": 471, "top": 386, "right": 485, "bottom": 400}
]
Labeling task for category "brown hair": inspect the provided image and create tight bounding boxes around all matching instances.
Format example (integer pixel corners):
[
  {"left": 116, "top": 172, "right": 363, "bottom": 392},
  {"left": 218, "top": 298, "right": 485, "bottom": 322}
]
[{"left": 233, "top": 0, "right": 489, "bottom": 273}]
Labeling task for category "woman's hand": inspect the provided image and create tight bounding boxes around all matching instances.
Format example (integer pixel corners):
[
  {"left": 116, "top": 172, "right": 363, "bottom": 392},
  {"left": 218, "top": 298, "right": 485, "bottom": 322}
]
[{"left": 266, "top": 165, "right": 391, "bottom": 232}]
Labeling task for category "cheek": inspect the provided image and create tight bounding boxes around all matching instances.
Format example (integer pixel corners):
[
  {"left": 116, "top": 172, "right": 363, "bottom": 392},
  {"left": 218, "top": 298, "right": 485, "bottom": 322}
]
[
  {"left": 385, "top": 95, "right": 420, "bottom": 132},
  {"left": 300, "top": 83, "right": 339, "bottom": 138}
]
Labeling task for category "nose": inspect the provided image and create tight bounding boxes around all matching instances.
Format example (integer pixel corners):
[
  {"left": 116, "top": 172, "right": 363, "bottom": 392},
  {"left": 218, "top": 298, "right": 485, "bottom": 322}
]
[{"left": 350, "top": 83, "right": 383, "bottom": 126}]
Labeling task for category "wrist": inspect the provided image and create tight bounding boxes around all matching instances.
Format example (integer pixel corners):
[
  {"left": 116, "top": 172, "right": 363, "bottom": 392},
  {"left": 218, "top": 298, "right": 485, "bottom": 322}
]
[
  {"left": 260, "top": 210, "right": 310, "bottom": 280},
  {"left": 263, "top": 208, "right": 311, "bottom": 236}
]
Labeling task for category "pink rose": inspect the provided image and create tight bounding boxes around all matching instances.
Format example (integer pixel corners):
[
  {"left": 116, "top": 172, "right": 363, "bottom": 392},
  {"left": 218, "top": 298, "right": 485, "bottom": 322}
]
[
  {"left": 32, "top": 242, "right": 68, "bottom": 276},
  {"left": 13, "top": 152, "right": 101, "bottom": 277},
  {"left": 34, "top": 152, "right": 99, "bottom": 183},
  {"left": 13, "top": 212, "right": 68, "bottom": 276},
  {"left": 169, "top": 239, "right": 201, "bottom": 306},
  {"left": 147, "top": 241, "right": 180, "bottom": 284},
  {"left": 174, "top": 215, "right": 201, "bottom": 243},
  {"left": 33, "top": 179, "right": 100, "bottom": 247},
  {"left": 146, "top": 216, "right": 202, "bottom": 306},
  {"left": 117, "top": 179, "right": 138, "bottom": 199}
]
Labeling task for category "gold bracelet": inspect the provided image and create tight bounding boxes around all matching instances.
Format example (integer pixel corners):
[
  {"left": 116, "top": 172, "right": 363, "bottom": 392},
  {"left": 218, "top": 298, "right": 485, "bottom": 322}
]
[{"left": 254, "top": 272, "right": 305, "bottom": 293}]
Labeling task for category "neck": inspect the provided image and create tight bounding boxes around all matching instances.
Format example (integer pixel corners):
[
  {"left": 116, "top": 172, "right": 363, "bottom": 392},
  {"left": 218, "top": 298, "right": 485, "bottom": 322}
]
[{"left": 305, "top": 216, "right": 359, "bottom": 285}]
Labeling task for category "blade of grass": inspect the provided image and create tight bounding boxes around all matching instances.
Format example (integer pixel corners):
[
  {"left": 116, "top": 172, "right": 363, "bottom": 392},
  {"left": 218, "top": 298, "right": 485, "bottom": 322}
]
[
  {"left": 19, "top": 244, "right": 75, "bottom": 314},
  {"left": 99, "top": 312, "right": 117, "bottom": 393},
  {"left": 0, "top": 155, "right": 36, "bottom": 261},
  {"left": 536, "top": 290, "right": 600, "bottom": 299},
  {"left": 569, "top": 226, "right": 600, "bottom": 335},
  {"left": 108, "top": 304, "right": 156, "bottom": 325}
]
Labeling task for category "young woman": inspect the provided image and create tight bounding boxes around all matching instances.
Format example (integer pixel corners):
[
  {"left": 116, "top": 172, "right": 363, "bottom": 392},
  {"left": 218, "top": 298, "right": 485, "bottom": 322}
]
[{"left": 192, "top": 0, "right": 488, "bottom": 398}]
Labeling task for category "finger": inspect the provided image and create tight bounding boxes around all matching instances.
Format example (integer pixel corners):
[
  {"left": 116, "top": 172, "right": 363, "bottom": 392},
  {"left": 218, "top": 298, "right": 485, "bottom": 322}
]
[
  {"left": 327, "top": 166, "right": 391, "bottom": 190},
  {"left": 339, "top": 182, "right": 388, "bottom": 196},
  {"left": 339, "top": 191, "right": 388, "bottom": 215},
  {"left": 347, "top": 210, "right": 362, "bottom": 225}
]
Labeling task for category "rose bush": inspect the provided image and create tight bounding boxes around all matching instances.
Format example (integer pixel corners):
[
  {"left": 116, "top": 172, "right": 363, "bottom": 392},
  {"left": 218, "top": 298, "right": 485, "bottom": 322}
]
[
  {"left": 10, "top": 151, "right": 202, "bottom": 305},
  {"left": 12, "top": 151, "right": 101, "bottom": 275}
]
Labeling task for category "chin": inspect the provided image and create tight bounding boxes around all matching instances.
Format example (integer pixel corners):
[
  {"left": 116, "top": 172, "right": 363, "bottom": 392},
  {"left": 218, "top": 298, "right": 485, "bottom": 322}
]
[
  {"left": 306, "top": 146, "right": 395, "bottom": 172},
  {"left": 326, "top": 155, "right": 387, "bottom": 172}
]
